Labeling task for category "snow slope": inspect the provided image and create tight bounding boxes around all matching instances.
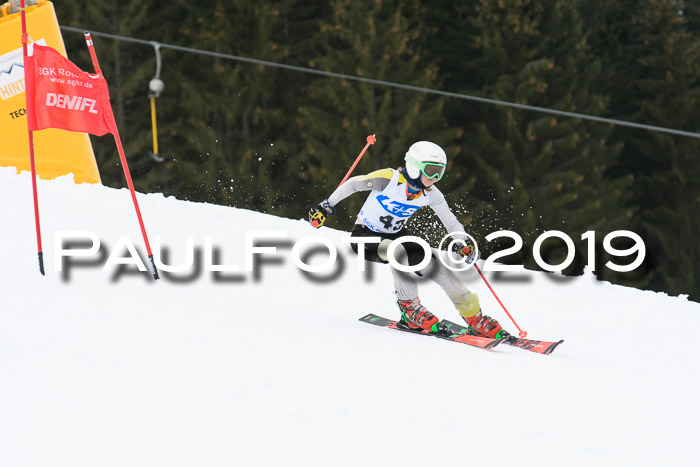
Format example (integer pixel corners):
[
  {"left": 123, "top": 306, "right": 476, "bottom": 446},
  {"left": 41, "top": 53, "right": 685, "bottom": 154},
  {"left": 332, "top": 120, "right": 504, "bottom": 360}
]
[{"left": 1, "top": 167, "right": 698, "bottom": 467}]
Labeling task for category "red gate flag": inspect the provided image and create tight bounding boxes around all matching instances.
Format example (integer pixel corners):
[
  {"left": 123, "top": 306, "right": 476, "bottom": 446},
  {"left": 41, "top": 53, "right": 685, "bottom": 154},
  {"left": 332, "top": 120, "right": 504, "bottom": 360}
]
[{"left": 25, "top": 44, "right": 117, "bottom": 136}]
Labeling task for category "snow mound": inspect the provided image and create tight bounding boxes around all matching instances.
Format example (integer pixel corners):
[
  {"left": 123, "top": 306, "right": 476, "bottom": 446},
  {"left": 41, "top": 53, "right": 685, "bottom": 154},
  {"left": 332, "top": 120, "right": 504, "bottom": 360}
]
[{"left": 1, "top": 168, "right": 698, "bottom": 467}]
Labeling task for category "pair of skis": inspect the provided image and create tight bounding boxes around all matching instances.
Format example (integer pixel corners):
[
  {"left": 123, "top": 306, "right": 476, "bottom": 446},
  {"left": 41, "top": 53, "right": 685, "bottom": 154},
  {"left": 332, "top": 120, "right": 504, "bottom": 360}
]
[{"left": 359, "top": 313, "right": 564, "bottom": 355}]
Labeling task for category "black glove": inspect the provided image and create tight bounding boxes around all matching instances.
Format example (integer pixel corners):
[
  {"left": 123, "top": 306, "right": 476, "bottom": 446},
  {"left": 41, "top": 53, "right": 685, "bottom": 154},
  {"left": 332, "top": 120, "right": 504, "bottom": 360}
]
[
  {"left": 456, "top": 240, "right": 480, "bottom": 265},
  {"left": 308, "top": 200, "right": 335, "bottom": 228}
]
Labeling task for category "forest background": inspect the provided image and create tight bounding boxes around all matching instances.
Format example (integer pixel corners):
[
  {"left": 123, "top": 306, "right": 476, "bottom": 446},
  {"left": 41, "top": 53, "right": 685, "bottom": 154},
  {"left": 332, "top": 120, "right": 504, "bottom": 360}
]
[{"left": 53, "top": 0, "right": 699, "bottom": 302}]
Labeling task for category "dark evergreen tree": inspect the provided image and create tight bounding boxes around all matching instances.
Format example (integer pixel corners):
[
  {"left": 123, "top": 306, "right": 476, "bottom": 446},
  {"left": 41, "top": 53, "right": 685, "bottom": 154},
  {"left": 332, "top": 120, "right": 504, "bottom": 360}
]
[
  {"left": 55, "top": 1, "right": 326, "bottom": 214},
  {"left": 425, "top": 0, "right": 633, "bottom": 272},
  {"left": 583, "top": 0, "right": 700, "bottom": 299},
  {"left": 54, "top": 0, "right": 168, "bottom": 190},
  {"left": 296, "top": 0, "right": 458, "bottom": 230},
  {"left": 144, "top": 1, "right": 292, "bottom": 209}
]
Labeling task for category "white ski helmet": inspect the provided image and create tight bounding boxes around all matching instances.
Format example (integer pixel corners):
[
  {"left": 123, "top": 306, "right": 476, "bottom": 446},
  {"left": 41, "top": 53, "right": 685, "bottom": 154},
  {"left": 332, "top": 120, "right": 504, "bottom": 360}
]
[{"left": 404, "top": 141, "right": 447, "bottom": 181}]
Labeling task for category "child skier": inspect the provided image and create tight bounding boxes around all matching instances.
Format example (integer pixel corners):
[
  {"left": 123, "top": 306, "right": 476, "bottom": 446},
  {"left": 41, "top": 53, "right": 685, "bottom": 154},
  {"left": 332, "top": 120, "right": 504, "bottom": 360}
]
[{"left": 308, "top": 141, "right": 508, "bottom": 339}]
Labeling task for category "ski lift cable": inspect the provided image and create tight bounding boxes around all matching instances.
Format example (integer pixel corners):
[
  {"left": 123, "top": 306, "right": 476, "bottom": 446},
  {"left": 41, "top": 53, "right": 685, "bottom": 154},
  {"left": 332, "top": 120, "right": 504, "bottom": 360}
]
[{"left": 59, "top": 25, "right": 700, "bottom": 140}]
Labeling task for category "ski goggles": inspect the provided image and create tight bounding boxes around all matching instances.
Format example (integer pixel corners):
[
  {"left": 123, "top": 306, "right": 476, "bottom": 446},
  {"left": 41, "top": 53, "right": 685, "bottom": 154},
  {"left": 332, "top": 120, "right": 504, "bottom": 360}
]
[
  {"left": 406, "top": 153, "right": 446, "bottom": 181},
  {"left": 419, "top": 162, "right": 446, "bottom": 180},
  {"left": 406, "top": 153, "right": 445, "bottom": 182}
]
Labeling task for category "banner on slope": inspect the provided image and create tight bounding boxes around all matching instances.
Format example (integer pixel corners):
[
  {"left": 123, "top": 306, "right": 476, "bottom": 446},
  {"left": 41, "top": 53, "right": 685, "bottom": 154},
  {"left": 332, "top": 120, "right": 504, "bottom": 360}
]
[{"left": 25, "top": 43, "right": 117, "bottom": 136}]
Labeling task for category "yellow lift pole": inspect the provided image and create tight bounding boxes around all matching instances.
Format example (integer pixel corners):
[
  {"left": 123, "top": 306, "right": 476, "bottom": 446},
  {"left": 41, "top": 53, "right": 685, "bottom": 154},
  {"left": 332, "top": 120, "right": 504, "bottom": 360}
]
[{"left": 148, "top": 41, "right": 165, "bottom": 162}]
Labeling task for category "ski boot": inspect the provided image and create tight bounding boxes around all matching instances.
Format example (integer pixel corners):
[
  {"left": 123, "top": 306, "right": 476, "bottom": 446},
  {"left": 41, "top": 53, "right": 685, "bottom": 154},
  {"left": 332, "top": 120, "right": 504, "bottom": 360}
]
[
  {"left": 396, "top": 298, "right": 449, "bottom": 335},
  {"left": 463, "top": 310, "right": 510, "bottom": 339}
]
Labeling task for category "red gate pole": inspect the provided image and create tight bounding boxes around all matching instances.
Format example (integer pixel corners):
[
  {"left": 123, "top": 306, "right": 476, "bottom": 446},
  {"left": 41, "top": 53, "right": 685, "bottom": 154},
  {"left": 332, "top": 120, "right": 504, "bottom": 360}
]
[
  {"left": 20, "top": 0, "right": 44, "bottom": 275},
  {"left": 84, "top": 32, "right": 159, "bottom": 279}
]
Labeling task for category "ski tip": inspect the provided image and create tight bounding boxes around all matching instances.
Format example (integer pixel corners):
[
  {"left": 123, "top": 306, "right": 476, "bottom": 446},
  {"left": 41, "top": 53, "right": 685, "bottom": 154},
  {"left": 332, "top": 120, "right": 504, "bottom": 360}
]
[{"left": 543, "top": 339, "right": 565, "bottom": 355}]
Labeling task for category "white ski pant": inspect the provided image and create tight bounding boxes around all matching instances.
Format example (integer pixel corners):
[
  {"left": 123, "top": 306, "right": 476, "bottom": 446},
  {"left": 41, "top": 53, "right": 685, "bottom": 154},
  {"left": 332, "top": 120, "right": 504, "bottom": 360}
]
[
  {"left": 384, "top": 242, "right": 481, "bottom": 319},
  {"left": 349, "top": 224, "right": 481, "bottom": 318}
]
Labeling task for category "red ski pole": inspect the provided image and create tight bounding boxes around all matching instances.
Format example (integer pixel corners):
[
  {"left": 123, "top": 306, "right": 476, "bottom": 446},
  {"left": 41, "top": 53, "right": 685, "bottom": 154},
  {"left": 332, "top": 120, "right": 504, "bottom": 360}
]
[
  {"left": 474, "top": 264, "right": 527, "bottom": 338},
  {"left": 309, "top": 135, "right": 376, "bottom": 228},
  {"left": 336, "top": 134, "right": 376, "bottom": 189}
]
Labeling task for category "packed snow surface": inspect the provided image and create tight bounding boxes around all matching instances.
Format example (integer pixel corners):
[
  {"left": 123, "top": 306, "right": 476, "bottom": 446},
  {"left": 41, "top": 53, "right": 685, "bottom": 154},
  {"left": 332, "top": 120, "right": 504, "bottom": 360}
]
[{"left": 1, "top": 168, "right": 698, "bottom": 466}]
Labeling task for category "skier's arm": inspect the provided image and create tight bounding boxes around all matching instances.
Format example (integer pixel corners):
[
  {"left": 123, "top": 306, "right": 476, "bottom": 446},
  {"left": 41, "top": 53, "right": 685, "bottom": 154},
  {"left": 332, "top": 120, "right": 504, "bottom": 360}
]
[
  {"left": 429, "top": 189, "right": 479, "bottom": 260},
  {"left": 308, "top": 169, "right": 392, "bottom": 228},
  {"left": 327, "top": 169, "right": 392, "bottom": 207},
  {"left": 429, "top": 188, "right": 467, "bottom": 240}
]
